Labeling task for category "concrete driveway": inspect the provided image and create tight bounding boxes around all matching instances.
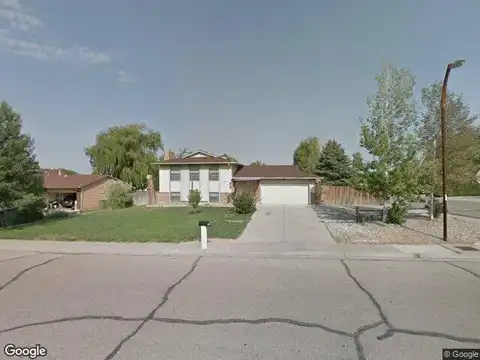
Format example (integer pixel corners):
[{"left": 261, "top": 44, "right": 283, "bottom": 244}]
[
  {"left": 0, "top": 251, "right": 479, "bottom": 360},
  {"left": 238, "top": 205, "right": 335, "bottom": 245}
]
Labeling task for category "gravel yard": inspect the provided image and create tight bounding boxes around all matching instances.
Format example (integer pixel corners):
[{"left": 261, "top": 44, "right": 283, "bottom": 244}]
[{"left": 317, "top": 205, "right": 480, "bottom": 244}]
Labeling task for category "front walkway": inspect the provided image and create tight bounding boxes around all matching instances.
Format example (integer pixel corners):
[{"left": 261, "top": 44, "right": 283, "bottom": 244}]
[{"left": 238, "top": 205, "right": 336, "bottom": 245}]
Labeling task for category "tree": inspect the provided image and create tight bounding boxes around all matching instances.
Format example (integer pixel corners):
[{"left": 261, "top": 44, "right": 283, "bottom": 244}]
[
  {"left": 159, "top": 149, "right": 175, "bottom": 161},
  {"left": 293, "top": 137, "right": 320, "bottom": 175},
  {"left": 176, "top": 148, "right": 191, "bottom": 157},
  {"left": 0, "top": 101, "right": 45, "bottom": 225},
  {"left": 316, "top": 139, "right": 353, "bottom": 185},
  {"left": 360, "top": 62, "right": 427, "bottom": 222},
  {"left": 419, "top": 82, "right": 480, "bottom": 195},
  {"left": 85, "top": 124, "right": 163, "bottom": 189},
  {"left": 59, "top": 168, "right": 77, "bottom": 175},
  {"left": 351, "top": 152, "right": 367, "bottom": 191},
  {"left": 250, "top": 161, "right": 265, "bottom": 165},
  {"left": 221, "top": 153, "right": 237, "bottom": 162}
]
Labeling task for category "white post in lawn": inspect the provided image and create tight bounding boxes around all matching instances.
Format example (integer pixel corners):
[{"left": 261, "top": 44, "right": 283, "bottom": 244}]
[
  {"left": 200, "top": 226, "right": 208, "bottom": 250},
  {"left": 74, "top": 200, "right": 78, "bottom": 211}
]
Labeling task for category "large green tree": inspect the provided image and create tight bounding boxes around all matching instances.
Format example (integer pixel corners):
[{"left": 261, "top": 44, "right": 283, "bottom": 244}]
[
  {"left": 351, "top": 152, "right": 367, "bottom": 191},
  {"left": 0, "top": 101, "right": 45, "bottom": 225},
  {"left": 293, "top": 137, "right": 320, "bottom": 175},
  {"left": 250, "top": 160, "right": 265, "bottom": 165},
  {"left": 360, "top": 62, "right": 427, "bottom": 206},
  {"left": 85, "top": 124, "right": 163, "bottom": 189},
  {"left": 419, "top": 82, "right": 480, "bottom": 195},
  {"left": 316, "top": 139, "right": 352, "bottom": 185}
]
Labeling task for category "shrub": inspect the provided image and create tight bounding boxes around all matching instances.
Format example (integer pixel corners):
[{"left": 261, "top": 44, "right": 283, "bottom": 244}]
[
  {"left": 106, "top": 182, "right": 134, "bottom": 209},
  {"left": 432, "top": 199, "right": 443, "bottom": 218},
  {"left": 9, "top": 194, "right": 45, "bottom": 226},
  {"left": 188, "top": 189, "right": 202, "bottom": 213},
  {"left": 386, "top": 200, "right": 408, "bottom": 224},
  {"left": 232, "top": 191, "right": 256, "bottom": 214}
]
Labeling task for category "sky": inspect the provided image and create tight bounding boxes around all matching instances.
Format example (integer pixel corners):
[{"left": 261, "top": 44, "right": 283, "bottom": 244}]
[{"left": 1, "top": 0, "right": 480, "bottom": 173}]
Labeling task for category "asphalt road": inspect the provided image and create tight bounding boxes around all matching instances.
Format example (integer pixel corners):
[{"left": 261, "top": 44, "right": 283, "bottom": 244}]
[
  {"left": 0, "top": 251, "right": 479, "bottom": 360},
  {"left": 448, "top": 197, "right": 480, "bottom": 219}
]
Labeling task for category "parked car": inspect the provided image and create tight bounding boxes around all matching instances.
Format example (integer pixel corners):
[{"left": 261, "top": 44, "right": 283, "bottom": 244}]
[
  {"left": 61, "top": 197, "right": 75, "bottom": 209},
  {"left": 48, "top": 200, "right": 61, "bottom": 209}
]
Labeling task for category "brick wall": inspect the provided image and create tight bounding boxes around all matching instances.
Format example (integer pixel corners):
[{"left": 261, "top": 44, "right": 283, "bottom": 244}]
[
  {"left": 317, "top": 185, "right": 381, "bottom": 206},
  {"left": 81, "top": 178, "right": 119, "bottom": 211}
]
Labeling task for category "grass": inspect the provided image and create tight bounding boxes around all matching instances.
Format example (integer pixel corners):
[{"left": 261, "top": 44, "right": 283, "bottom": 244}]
[{"left": 0, "top": 206, "right": 252, "bottom": 243}]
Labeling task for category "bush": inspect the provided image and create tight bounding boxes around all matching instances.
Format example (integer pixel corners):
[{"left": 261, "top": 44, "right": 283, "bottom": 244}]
[
  {"left": 232, "top": 191, "right": 256, "bottom": 214},
  {"left": 106, "top": 182, "right": 134, "bottom": 209},
  {"left": 188, "top": 189, "right": 202, "bottom": 213},
  {"left": 9, "top": 194, "right": 45, "bottom": 226},
  {"left": 386, "top": 200, "right": 408, "bottom": 224},
  {"left": 432, "top": 199, "right": 443, "bottom": 218}
]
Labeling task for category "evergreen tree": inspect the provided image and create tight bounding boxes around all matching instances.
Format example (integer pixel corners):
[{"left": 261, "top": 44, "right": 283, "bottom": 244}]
[
  {"left": 316, "top": 139, "right": 352, "bottom": 185},
  {"left": 0, "top": 101, "right": 45, "bottom": 225},
  {"left": 351, "top": 152, "right": 367, "bottom": 191}
]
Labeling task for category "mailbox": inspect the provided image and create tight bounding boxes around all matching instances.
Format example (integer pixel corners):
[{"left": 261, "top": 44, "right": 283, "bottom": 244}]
[{"left": 198, "top": 220, "right": 211, "bottom": 227}]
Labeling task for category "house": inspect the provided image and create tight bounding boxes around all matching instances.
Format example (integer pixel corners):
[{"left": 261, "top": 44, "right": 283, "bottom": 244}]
[
  {"left": 41, "top": 169, "right": 118, "bottom": 211},
  {"left": 153, "top": 150, "right": 317, "bottom": 205}
]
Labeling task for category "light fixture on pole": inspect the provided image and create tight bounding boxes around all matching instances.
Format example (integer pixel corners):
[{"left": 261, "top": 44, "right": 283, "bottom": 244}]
[{"left": 440, "top": 59, "right": 465, "bottom": 241}]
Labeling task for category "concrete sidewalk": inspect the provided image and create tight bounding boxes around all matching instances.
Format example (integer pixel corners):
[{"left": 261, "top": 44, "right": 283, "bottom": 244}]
[{"left": 0, "top": 239, "right": 479, "bottom": 262}]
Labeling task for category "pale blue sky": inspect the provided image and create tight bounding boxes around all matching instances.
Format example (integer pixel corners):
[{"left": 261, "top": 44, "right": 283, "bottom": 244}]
[{"left": 1, "top": 0, "right": 479, "bottom": 173}]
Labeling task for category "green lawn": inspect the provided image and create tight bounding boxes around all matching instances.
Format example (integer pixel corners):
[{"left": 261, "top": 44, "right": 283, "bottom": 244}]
[{"left": 0, "top": 206, "right": 252, "bottom": 243}]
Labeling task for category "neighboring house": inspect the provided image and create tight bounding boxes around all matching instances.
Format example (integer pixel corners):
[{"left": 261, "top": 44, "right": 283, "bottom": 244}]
[
  {"left": 153, "top": 150, "right": 317, "bottom": 205},
  {"left": 41, "top": 169, "right": 118, "bottom": 211}
]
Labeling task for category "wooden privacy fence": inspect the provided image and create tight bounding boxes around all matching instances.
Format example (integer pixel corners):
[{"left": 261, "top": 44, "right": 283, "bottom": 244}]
[{"left": 317, "top": 185, "right": 381, "bottom": 206}]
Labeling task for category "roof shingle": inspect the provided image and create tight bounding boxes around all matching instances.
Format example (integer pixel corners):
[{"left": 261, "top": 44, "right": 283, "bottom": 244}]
[
  {"left": 42, "top": 173, "right": 107, "bottom": 190},
  {"left": 233, "top": 165, "right": 312, "bottom": 178}
]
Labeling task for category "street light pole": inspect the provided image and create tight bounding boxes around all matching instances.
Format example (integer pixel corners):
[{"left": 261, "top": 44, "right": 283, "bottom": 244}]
[{"left": 440, "top": 59, "right": 465, "bottom": 242}]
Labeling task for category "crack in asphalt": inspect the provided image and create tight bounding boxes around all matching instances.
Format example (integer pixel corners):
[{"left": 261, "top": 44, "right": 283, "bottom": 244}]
[
  {"left": 0, "top": 315, "right": 144, "bottom": 334},
  {"left": 0, "top": 253, "right": 39, "bottom": 263},
  {"left": 390, "top": 328, "right": 480, "bottom": 344},
  {"left": 341, "top": 260, "right": 394, "bottom": 360},
  {"left": 445, "top": 261, "right": 480, "bottom": 280},
  {"left": 341, "top": 259, "right": 480, "bottom": 360},
  {"left": 0, "top": 257, "right": 62, "bottom": 292},
  {"left": 340, "top": 260, "right": 391, "bottom": 327},
  {"left": 103, "top": 256, "right": 202, "bottom": 360},
  {"left": 353, "top": 322, "right": 384, "bottom": 360},
  {"left": 0, "top": 316, "right": 352, "bottom": 337},
  {"left": 151, "top": 317, "right": 352, "bottom": 336},
  {"left": 1, "top": 255, "right": 479, "bottom": 360}
]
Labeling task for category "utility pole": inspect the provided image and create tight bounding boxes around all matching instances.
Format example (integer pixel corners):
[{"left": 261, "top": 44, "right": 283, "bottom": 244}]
[{"left": 430, "top": 139, "right": 436, "bottom": 221}]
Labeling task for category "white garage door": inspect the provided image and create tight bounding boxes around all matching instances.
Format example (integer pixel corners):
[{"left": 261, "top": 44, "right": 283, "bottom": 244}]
[{"left": 260, "top": 180, "right": 310, "bottom": 205}]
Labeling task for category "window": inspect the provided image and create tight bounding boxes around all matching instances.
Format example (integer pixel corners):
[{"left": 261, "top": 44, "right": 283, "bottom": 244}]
[
  {"left": 170, "top": 192, "right": 181, "bottom": 202},
  {"left": 189, "top": 166, "right": 200, "bottom": 181},
  {"left": 209, "top": 192, "right": 220, "bottom": 203},
  {"left": 170, "top": 168, "right": 180, "bottom": 181},
  {"left": 209, "top": 165, "right": 219, "bottom": 181}
]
